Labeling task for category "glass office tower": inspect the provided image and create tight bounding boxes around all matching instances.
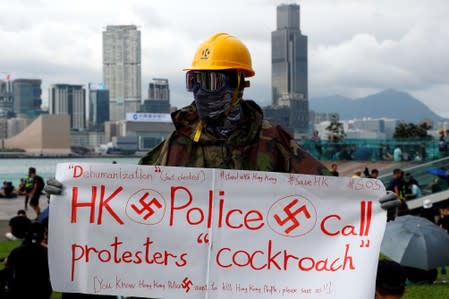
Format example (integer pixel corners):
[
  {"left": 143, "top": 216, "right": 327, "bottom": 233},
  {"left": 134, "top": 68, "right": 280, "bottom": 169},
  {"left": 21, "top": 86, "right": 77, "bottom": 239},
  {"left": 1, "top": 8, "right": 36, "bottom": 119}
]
[{"left": 271, "top": 4, "right": 308, "bottom": 107}]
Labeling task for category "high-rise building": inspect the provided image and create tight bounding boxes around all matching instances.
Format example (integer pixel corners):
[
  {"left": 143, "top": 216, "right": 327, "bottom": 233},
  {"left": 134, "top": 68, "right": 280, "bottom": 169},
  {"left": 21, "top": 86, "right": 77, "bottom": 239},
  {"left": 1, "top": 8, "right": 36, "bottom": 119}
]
[
  {"left": 12, "top": 79, "right": 42, "bottom": 118},
  {"left": 48, "top": 84, "right": 86, "bottom": 130},
  {"left": 88, "top": 83, "right": 110, "bottom": 130},
  {"left": 271, "top": 3, "right": 309, "bottom": 134},
  {"left": 148, "top": 78, "right": 170, "bottom": 101},
  {"left": 0, "top": 80, "right": 14, "bottom": 118},
  {"left": 141, "top": 78, "right": 170, "bottom": 113},
  {"left": 103, "top": 25, "right": 141, "bottom": 121},
  {"left": 272, "top": 4, "right": 308, "bottom": 107}
]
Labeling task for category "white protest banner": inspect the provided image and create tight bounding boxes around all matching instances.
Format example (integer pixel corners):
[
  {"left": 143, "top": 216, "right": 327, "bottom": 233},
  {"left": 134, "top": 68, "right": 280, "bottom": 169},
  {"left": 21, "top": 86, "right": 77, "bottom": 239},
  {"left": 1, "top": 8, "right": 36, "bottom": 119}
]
[{"left": 49, "top": 162, "right": 387, "bottom": 298}]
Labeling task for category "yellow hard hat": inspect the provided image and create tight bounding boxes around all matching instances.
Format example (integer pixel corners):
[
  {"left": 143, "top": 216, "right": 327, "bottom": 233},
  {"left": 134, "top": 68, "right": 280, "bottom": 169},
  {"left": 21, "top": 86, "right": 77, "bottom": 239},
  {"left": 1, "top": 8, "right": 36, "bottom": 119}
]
[{"left": 185, "top": 32, "right": 255, "bottom": 77}]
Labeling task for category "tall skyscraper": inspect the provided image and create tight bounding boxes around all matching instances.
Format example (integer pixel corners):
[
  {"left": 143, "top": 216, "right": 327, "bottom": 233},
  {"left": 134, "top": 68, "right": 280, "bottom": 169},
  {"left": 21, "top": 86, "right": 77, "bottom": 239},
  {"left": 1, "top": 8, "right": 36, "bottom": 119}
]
[
  {"left": 88, "top": 83, "right": 110, "bottom": 130},
  {"left": 12, "top": 79, "right": 42, "bottom": 118},
  {"left": 272, "top": 4, "right": 308, "bottom": 107},
  {"left": 48, "top": 84, "right": 86, "bottom": 130},
  {"left": 0, "top": 80, "right": 14, "bottom": 118},
  {"left": 271, "top": 3, "right": 309, "bottom": 133},
  {"left": 103, "top": 25, "right": 141, "bottom": 121}
]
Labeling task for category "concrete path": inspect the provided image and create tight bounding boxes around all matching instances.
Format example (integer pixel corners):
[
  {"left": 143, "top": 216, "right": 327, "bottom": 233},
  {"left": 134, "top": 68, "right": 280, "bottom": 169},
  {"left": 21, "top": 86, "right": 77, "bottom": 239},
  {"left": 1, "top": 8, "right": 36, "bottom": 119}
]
[
  {"left": 0, "top": 195, "right": 48, "bottom": 220},
  {"left": 0, "top": 195, "right": 49, "bottom": 240}
]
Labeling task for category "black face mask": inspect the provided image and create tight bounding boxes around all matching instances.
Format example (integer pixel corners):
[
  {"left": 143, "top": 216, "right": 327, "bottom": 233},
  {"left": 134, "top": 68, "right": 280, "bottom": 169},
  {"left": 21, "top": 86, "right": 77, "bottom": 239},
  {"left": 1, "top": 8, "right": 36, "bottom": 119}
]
[
  {"left": 194, "top": 86, "right": 234, "bottom": 122},
  {"left": 194, "top": 87, "right": 243, "bottom": 138}
]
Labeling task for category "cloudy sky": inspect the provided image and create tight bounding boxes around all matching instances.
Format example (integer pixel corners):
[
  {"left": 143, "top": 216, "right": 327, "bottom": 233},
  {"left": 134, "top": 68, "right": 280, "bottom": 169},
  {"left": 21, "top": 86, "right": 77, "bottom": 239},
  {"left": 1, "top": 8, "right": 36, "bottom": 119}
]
[{"left": 1, "top": 0, "right": 449, "bottom": 117}]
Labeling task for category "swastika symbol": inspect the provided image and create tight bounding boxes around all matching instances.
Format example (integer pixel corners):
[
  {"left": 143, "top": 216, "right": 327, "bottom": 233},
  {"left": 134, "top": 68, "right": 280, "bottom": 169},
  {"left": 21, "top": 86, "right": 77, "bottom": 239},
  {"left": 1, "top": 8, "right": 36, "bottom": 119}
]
[
  {"left": 125, "top": 189, "right": 166, "bottom": 225},
  {"left": 130, "top": 192, "right": 163, "bottom": 220},
  {"left": 267, "top": 194, "right": 317, "bottom": 237},
  {"left": 273, "top": 199, "right": 311, "bottom": 234},
  {"left": 182, "top": 277, "right": 193, "bottom": 293}
]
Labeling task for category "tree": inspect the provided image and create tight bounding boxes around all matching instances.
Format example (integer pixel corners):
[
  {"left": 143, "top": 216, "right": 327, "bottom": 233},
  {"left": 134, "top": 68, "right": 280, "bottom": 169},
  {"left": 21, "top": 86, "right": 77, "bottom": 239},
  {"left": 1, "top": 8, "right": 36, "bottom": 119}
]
[
  {"left": 326, "top": 120, "right": 346, "bottom": 142},
  {"left": 393, "top": 122, "right": 431, "bottom": 139}
]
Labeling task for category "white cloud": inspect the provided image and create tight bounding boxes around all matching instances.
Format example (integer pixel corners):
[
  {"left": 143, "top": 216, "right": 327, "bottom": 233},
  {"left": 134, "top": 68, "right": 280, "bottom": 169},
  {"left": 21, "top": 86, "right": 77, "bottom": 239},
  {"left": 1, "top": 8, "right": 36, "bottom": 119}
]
[{"left": 0, "top": 0, "right": 449, "bottom": 117}]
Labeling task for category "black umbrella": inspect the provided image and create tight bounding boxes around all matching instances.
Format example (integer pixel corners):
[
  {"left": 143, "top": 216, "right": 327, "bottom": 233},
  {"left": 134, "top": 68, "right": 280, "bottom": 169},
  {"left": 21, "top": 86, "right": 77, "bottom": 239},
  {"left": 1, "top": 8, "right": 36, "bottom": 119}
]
[{"left": 381, "top": 215, "right": 449, "bottom": 270}]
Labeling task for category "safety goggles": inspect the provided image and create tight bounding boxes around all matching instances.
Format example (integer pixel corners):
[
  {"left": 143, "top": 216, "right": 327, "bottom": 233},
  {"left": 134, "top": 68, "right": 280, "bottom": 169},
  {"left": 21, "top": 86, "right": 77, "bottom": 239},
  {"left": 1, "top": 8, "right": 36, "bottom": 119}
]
[{"left": 186, "top": 71, "right": 235, "bottom": 92}]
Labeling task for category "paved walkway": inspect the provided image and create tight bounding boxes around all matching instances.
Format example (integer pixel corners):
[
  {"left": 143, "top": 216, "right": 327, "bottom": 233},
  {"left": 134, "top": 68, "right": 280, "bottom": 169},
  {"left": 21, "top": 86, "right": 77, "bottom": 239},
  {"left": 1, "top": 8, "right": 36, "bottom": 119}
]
[
  {"left": 0, "top": 195, "right": 48, "bottom": 220},
  {"left": 0, "top": 195, "right": 48, "bottom": 240}
]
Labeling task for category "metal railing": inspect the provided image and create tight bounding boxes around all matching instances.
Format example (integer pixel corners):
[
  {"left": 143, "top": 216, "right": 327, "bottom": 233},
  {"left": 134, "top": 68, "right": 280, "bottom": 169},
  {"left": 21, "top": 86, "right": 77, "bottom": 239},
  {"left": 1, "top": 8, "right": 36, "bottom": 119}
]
[{"left": 299, "top": 138, "right": 440, "bottom": 162}]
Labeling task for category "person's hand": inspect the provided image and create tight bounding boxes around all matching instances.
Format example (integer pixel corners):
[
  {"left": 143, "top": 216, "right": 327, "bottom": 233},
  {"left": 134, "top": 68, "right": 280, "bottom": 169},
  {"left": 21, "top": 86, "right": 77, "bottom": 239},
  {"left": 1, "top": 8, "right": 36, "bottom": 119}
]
[
  {"left": 379, "top": 191, "right": 401, "bottom": 210},
  {"left": 44, "top": 178, "right": 64, "bottom": 195}
]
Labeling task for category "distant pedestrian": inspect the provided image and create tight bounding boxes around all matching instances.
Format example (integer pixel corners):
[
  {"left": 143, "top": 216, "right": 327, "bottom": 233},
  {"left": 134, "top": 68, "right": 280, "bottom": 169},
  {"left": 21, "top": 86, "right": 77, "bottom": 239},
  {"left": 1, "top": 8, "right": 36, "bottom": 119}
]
[
  {"left": 27, "top": 167, "right": 45, "bottom": 217},
  {"left": 379, "top": 144, "right": 392, "bottom": 160},
  {"left": 311, "top": 130, "right": 322, "bottom": 159},
  {"left": 0, "top": 181, "right": 17, "bottom": 198},
  {"left": 387, "top": 169, "right": 408, "bottom": 218},
  {"left": 419, "top": 199, "right": 438, "bottom": 224},
  {"left": 387, "top": 169, "right": 405, "bottom": 199},
  {"left": 364, "top": 167, "right": 379, "bottom": 179},
  {"left": 17, "top": 178, "right": 26, "bottom": 195},
  {"left": 330, "top": 163, "right": 339, "bottom": 176},
  {"left": 444, "top": 129, "right": 449, "bottom": 150},
  {"left": 371, "top": 168, "right": 379, "bottom": 179},
  {"left": 437, "top": 202, "right": 449, "bottom": 233},
  {"left": 393, "top": 145, "right": 402, "bottom": 162},
  {"left": 23, "top": 169, "right": 35, "bottom": 210},
  {"left": 404, "top": 173, "right": 422, "bottom": 199},
  {"left": 438, "top": 128, "right": 447, "bottom": 158}
]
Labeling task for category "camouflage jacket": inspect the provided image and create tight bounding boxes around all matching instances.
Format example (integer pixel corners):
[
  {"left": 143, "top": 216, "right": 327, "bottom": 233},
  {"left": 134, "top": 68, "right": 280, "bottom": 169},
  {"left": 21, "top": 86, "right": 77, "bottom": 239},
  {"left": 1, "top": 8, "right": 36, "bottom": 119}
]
[{"left": 139, "top": 100, "right": 329, "bottom": 175}]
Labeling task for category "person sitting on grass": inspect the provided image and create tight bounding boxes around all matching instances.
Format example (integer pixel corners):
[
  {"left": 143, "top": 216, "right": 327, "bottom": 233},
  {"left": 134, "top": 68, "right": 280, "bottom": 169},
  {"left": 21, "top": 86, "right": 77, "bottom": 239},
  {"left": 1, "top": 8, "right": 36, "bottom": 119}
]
[
  {"left": 3, "top": 222, "right": 52, "bottom": 298},
  {"left": 5, "top": 209, "right": 31, "bottom": 241}
]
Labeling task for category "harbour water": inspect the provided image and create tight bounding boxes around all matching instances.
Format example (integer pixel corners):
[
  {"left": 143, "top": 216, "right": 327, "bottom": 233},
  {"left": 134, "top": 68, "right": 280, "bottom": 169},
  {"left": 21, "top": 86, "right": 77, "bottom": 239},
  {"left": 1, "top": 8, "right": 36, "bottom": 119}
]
[{"left": 0, "top": 157, "right": 141, "bottom": 185}]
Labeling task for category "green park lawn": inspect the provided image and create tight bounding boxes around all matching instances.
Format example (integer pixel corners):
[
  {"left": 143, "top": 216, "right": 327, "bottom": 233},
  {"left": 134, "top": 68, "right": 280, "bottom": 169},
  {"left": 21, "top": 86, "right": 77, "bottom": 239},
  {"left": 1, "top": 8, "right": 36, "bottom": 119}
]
[
  {"left": 1, "top": 240, "right": 448, "bottom": 298},
  {"left": 404, "top": 279, "right": 449, "bottom": 299}
]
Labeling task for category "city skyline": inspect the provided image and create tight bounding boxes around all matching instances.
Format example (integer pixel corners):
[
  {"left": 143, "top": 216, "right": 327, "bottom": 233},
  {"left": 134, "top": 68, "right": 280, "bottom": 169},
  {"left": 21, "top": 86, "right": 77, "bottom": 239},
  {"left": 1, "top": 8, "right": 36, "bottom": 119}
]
[{"left": 1, "top": 0, "right": 449, "bottom": 117}]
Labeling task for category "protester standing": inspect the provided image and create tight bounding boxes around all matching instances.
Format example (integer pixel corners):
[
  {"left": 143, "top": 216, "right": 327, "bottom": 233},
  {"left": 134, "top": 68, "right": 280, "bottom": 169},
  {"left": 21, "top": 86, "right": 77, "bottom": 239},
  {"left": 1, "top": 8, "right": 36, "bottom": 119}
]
[
  {"left": 139, "top": 32, "right": 329, "bottom": 175},
  {"left": 27, "top": 167, "right": 45, "bottom": 217}
]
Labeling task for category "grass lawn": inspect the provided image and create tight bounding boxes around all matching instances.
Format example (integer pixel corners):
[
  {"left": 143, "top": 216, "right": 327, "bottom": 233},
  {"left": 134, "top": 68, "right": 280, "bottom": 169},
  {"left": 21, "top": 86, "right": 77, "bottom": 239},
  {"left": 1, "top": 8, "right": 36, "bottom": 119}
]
[
  {"left": 0, "top": 240, "right": 20, "bottom": 269},
  {"left": 1, "top": 240, "right": 448, "bottom": 298},
  {"left": 403, "top": 269, "right": 449, "bottom": 299}
]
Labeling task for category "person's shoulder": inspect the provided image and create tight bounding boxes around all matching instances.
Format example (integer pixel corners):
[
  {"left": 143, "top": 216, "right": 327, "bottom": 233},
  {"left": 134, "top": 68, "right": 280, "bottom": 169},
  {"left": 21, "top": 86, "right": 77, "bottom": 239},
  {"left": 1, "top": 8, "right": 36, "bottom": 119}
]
[
  {"left": 171, "top": 102, "right": 197, "bottom": 124},
  {"left": 19, "top": 216, "right": 31, "bottom": 224},
  {"left": 259, "top": 119, "right": 291, "bottom": 139},
  {"left": 34, "top": 174, "right": 44, "bottom": 180},
  {"left": 9, "top": 215, "right": 21, "bottom": 223},
  {"left": 139, "top": 141, "right": 166, "bottom": 165}
]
